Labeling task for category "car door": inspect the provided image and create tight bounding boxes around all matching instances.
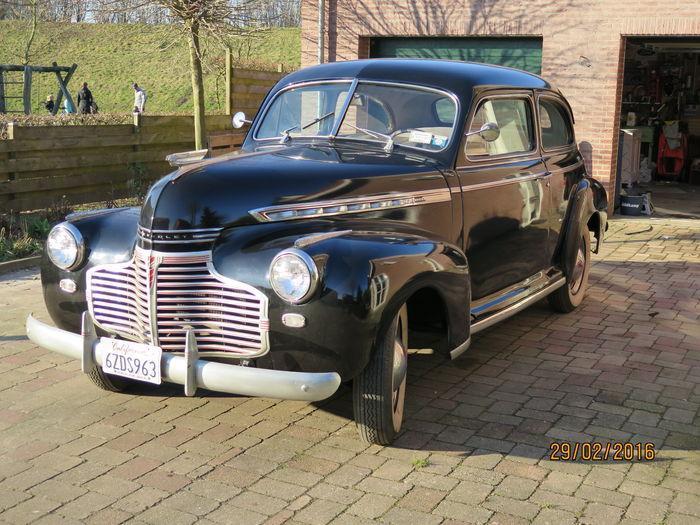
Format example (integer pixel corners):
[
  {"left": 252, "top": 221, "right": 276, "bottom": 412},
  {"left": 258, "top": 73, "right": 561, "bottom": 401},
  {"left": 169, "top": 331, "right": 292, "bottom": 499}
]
[
  {"left": 456, "top": 90, "right": 551, "bottom": 301},
  {"left": 536, "top": 93, "right": 585, "bottom": 257}
]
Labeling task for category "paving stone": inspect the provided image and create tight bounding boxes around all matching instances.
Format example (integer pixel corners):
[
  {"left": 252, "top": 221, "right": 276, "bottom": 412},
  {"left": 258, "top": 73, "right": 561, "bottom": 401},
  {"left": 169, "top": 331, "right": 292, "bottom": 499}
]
[
  {"left": 671, "top": 492, "right": 700, "bottom": 517},
  {"left": 619, "top": 480, "right": 675, "bottom": 503},
  {"left": 483, "top": 495, "right": 539, "bottom": 520},
  {"left": 206, "top": 502, "right": 266, "bottom": 525},
  {"left": 540, "top": 471, "right": 583, "bottom": 495},
  {"left": 294, "top": 498, "right": 346, "bottom": 525},
  {"left": 347, "top": 493, "right": 396, "bottom": 519},
  {"left": 582, "top": 501, "right": 624, "bottom": 523},
  {"left": 138, "top": 503, "right": 198, "bottom": 525},
  {"left": 529, "top": 488, "right": 586, "bottom": 514},
  {"left": 308, "top": 482, "right": 363, "bottom": 505},
  {"left": 494, "top": 476, "right": 538, "bottom": 500},
  {"left": 625, "top": 496, "right": 668, "bottom": 523},
  {"left": 584, "top": 467, "right": 626, "bottom": 490},
  {"left": 381, "top": 506, "right": 443, "bottom": 525},
  {"left": 433, "top": 499, "right": 493, "bottom": 523},
  {"left": 532, "top": 508, "right": 577, "bottom": 525}
]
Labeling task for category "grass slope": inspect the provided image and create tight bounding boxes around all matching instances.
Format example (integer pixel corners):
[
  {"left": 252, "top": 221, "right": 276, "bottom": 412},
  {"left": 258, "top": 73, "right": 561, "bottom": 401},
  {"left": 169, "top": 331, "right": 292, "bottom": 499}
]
[{"left": 0, "top": 21, "right": 300, "bottom": 114}]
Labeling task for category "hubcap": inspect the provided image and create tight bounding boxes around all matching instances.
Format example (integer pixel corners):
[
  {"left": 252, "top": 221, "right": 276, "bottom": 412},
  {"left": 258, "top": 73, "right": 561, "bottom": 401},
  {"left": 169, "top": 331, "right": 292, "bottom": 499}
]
[
  {"left": 391, "top": 318, "right": 408, "bottom": 432},
  {"left": 569, "top": 238, "right": 587, "bottom": 294}
]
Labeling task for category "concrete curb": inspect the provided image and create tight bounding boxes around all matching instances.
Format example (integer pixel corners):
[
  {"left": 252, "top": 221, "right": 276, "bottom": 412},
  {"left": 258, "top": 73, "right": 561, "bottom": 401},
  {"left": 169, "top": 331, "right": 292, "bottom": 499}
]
[{"left": 0, "top": 256, "right": 41, "bottom": 275}]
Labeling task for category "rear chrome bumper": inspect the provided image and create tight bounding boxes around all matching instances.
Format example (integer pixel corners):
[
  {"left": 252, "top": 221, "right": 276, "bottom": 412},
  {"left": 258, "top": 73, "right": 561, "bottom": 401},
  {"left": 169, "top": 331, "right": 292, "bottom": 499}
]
[{"left": 26, "top": 314, "right": 341, "bottom": 402}]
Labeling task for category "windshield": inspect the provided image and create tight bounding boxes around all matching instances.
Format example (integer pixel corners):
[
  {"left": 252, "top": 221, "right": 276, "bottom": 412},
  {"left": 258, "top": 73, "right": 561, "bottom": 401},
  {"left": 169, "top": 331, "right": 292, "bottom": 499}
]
[
  {"left": 255, "top": 81, "right": 458, "bottom": 153},
  {"left": 256, "top": 82, "right": 351, "bottom": 140}
]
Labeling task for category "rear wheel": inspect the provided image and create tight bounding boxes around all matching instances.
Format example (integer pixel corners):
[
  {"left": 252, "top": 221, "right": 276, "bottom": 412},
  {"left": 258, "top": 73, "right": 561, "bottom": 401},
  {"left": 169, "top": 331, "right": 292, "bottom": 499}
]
[
  {"left": 353, "top": 305, "right": 408, "bottom": 445},
  {"left": 87, "top": 367, "right": 130, "bottom": 392},
  {"left": 549, "top": 231, "right": 591, "bottom": 313}
]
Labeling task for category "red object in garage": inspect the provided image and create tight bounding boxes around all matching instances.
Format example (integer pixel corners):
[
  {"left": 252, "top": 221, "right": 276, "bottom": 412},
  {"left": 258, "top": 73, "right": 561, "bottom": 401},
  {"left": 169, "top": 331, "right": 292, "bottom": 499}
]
[{"left": 657, "top": 125, "right": 688, "bottom": 180}]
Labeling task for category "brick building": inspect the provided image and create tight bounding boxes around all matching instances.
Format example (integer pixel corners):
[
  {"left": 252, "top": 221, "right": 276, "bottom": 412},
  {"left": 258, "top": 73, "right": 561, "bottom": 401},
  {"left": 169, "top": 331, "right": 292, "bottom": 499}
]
[{"left": 300, "top": 1, "right": 700, "bottom": 213}]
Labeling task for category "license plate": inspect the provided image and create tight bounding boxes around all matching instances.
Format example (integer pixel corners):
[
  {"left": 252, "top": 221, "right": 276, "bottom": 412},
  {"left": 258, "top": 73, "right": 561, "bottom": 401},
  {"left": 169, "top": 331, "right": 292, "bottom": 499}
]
[{"left": 98, "top": 339, "right": 162, "bottom": 384}]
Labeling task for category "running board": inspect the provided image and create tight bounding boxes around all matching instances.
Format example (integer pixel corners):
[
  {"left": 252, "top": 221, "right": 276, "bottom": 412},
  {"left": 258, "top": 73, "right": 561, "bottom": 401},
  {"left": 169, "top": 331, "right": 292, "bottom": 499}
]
[{"left": 470, "top": 277, "right": 566, "bottom": 335}]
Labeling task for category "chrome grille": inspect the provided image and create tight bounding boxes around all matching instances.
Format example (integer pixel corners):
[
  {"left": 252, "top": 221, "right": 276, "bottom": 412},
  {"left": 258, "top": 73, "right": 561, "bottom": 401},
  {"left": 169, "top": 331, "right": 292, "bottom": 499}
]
[{"left": 86, "top": 247, "right": 269, "bottom": 357}]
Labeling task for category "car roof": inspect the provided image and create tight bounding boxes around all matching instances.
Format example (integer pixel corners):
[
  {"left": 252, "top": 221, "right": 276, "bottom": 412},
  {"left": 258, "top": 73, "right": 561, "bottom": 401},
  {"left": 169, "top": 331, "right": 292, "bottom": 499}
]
[{"left": 277, "top": 59, "right": 552, "bottom": 98}]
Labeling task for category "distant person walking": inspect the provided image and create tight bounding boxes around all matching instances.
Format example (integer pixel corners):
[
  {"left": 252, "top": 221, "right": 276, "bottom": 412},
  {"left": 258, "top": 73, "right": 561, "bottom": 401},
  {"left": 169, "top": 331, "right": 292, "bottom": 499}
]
[
  {"left": 76, "top": 82, "right": 94, "bottom": 114},
  {"left": 44, "top": 95, "right": 54, "bottom": 113},
  {"left": 132, "top": 83, "right": 147, "bottom": 113}
]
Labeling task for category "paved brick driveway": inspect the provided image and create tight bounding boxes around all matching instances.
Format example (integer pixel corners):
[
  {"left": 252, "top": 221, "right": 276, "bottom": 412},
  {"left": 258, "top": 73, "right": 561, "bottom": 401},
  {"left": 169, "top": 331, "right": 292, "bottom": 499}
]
[{"left": 1, "top": 218, "right": 699, "bottom": 525}]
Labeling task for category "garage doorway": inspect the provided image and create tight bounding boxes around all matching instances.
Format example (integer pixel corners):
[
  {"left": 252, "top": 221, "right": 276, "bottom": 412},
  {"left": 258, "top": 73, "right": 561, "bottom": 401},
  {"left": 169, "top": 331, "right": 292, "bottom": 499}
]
[
  {"left": 617, "top": 37, "right": 700, "bottom": 218},
  {"left": 369, "top": 37, "right": 543, "bottom": 74}
]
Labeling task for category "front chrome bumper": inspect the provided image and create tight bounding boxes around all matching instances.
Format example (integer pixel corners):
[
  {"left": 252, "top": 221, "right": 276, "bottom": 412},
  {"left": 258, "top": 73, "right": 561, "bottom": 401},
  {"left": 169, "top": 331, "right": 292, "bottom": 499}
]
[{"left": 26, "top": 314, "right": 341, "bottom": 402}]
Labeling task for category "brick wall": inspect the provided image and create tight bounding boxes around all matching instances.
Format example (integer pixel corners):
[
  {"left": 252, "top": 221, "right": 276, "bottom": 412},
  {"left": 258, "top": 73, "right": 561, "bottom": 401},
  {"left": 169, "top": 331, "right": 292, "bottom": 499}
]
[{"left": 300, "top": 0, "right": 700, "bottom": 204}]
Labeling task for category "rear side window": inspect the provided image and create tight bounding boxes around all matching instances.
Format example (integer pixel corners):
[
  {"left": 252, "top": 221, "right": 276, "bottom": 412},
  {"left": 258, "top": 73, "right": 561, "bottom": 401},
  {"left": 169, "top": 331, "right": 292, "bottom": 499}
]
[
  {"left": 465, "top": 97, "right": 534, "bottom": 159},
  {"left": 539, "top": 98, "right": 574, "bottom": 149}
]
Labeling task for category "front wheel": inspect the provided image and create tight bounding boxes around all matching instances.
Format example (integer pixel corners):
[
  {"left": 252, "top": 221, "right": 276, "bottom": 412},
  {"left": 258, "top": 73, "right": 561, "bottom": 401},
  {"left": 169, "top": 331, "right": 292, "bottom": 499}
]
[
  {"left": 549, "top": 231, "right": 591, "bottom": 313},
  {"left": 353, "top": 305, "right": 408, "bottom": 445},
  {"left": 87, "top": 367, "right": 130, "bottom": 392}
]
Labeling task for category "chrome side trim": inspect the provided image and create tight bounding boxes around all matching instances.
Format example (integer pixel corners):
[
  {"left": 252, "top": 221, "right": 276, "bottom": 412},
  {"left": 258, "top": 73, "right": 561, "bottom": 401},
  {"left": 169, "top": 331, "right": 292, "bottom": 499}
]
[
  {"left": 471, "top": 277, "right": 566, "bottom": 335},
  {"left": 294, "top": 230, "right": 353, "bottom": 248},
  {"left": 449, "top": 337, "right": 471, "bottom": 360},
  {"left": 461, "top": 171, "right": 548, "bottom": 193},
  {"left": 471, "top": 270, "right": 549, "bottom": 317},
  {"left": 250, "top": 188, "right": 451, "bottom": 223}
]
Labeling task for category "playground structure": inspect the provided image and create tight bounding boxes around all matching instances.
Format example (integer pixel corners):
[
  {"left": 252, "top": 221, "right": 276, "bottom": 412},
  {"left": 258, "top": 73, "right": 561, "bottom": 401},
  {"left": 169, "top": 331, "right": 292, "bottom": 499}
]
[{"left": 0, "top": 62, "right": 77, "bottom": 115}]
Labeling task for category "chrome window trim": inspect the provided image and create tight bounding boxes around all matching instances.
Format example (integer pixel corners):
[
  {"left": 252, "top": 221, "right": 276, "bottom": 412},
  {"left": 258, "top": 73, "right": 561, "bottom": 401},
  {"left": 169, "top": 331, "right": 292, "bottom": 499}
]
[
  {"left": 462, "top": 92, "right": 539, "bottom": 164},
  {"left": 536, "top": 94, "right": 576, "bottom": 153},
  {"left": 249, "top": 188, "right": 452, "bottom": 223},
  {"left": 251, "top": 78, "right": 460, "bottom": 154}
]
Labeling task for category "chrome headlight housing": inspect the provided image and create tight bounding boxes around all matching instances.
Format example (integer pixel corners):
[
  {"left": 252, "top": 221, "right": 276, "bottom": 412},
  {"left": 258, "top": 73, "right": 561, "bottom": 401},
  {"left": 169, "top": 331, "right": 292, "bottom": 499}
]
[
  {"left": 269, "top": 248, "right": 318, "bottom": 304},
  {"left": 46, "top": 222, "right": 84, "bottom": 270}
]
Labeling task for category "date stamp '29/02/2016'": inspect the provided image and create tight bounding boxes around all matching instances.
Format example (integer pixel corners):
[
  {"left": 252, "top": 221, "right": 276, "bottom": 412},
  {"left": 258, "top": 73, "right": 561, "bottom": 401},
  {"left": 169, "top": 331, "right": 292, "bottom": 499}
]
[{"left": 549, "top": 442, "right": 656, "bottom": 461}]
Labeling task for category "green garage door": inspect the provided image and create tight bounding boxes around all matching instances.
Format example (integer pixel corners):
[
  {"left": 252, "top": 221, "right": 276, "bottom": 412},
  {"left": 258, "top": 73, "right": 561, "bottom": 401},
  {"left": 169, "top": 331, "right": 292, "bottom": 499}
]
[{"left": 370, "top": 37, "right": 542, "bottom": 74}]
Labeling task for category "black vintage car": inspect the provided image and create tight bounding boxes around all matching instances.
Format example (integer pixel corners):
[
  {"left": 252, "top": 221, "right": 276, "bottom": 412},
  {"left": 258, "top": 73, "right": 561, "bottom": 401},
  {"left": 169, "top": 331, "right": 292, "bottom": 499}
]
[{"left": 28, "top": 59, "right": 607, "bottom": 444}]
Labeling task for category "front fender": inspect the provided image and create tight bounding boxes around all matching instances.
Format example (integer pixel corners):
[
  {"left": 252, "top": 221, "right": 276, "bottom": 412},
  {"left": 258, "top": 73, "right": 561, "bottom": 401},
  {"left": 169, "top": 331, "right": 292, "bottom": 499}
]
[
  {"left": 41, "top": 207, "right": 139, "bottom": 332},
  {"left": 211, "top": 221, "right": 469, "bottom": 380}
]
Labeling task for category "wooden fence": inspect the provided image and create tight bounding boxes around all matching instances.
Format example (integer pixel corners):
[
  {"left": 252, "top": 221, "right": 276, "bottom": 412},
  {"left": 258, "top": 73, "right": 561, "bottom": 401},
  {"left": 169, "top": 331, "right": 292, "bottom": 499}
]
[
  {"left": 0, "top": 65, "right": 284, "bottom": 213},
  {"left": 228, "top": 66, "right": 284, "bottom": 118},
  {"left": 0, "top": 114, "right": 240, "bottom": 213}
]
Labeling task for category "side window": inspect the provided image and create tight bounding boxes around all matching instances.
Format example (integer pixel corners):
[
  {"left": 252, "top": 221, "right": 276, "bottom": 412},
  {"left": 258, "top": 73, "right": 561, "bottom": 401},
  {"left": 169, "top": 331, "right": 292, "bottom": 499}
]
[
  {"left": 434, "top": 97, "right": 456, "bottom": 125},
  {"left": 539, "top": 98, "right": 574, "bottom": 150},
  {"left": 465, "top": 97, "right": 534, "bottom": 159}
]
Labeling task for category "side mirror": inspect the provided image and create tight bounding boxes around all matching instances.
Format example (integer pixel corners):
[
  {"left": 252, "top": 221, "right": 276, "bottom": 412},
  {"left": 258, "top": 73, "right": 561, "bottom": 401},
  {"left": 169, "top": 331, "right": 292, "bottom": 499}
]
[
  {"left": 478, "top": 122, "right": 500, "bottom": 142},
  {"left": 465, "top": 122, "right": 500, "bottom": 142},
  {"left": 232, "top": 111, "right": 251, "bottom": 129}
]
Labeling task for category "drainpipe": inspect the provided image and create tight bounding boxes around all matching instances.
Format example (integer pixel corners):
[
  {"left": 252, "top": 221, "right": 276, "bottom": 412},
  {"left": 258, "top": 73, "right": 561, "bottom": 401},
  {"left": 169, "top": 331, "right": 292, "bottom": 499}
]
[{"left": 318, "top": 0, "right": 325, "bottom": 64}]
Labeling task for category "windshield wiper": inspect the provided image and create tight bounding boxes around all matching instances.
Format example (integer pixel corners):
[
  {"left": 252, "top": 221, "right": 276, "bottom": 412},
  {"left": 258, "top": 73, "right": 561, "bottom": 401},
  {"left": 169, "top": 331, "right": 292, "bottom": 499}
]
[
  {"left": 342, "top": 123, "right": 394, "bottom": 152},
  {"left": 280, "top": 112, "right": 336, "bottom": 144},
  {"left": 302, "top": 111, "right": 335, "bottom": 130}
]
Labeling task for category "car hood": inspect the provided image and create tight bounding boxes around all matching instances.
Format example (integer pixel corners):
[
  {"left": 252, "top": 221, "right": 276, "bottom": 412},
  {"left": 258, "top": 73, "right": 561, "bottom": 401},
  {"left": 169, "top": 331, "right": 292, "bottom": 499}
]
[{"left": 139, "top": 143, "right": 446, "bottom": 232}]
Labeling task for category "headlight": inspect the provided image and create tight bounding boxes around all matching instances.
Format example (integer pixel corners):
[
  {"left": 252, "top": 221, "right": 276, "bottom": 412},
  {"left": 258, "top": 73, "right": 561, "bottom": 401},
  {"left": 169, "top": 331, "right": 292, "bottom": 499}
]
[
  {"left": 269, "top": 248, "right": 318, "bottom": 304},
  {"left": 46, "top": 222, "right": 84, "bottom": 270}
]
